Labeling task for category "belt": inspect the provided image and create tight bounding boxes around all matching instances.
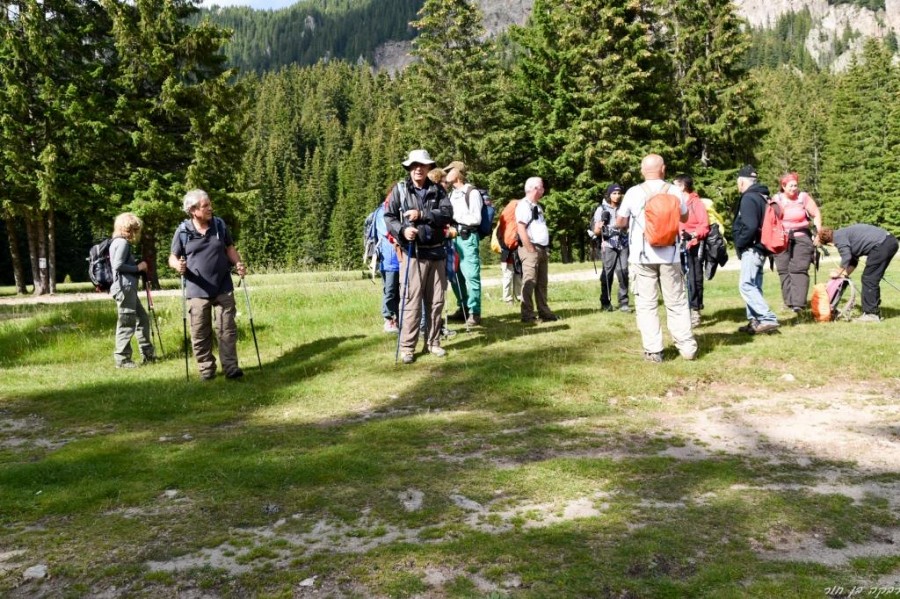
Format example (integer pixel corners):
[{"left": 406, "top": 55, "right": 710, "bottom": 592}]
[{"left": 533, "top": 244, "right": 549, "bottom": 250}]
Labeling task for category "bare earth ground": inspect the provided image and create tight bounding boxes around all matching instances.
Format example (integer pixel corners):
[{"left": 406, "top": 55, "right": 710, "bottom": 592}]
[{"left": 3, "top": 380, "right": 899, "bottom": 595}]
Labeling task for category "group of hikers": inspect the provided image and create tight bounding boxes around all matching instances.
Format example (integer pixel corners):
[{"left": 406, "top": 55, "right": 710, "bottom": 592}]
[{"left": 106, "top": 150, "right": 898, "bottom": 373}]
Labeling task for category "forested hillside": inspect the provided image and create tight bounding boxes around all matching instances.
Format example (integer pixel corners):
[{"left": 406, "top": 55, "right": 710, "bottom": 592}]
[
  {"left": 194, "top": 0, "right": 422, "bottom": 71},
  {"left": 2, "top": 0, "right": 899, "bottom": 291}
]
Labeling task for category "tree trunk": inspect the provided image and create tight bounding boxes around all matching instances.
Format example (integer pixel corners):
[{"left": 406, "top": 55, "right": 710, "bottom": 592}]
[
  {"left": 559, "top": 235, "right": 572, "bottom": 264},
  {"left": 4, "top": 216, "right": 27, "bottom": 294},
  {"left": 48, "top": 207, "right": 56, "bottom": 294},
  {"left": 37, "top": 214, "right": 49, "bottom": 294},
  {"left": 141, "top": 228, "right": 160, "bottom": 289},
  {"left": 25, "top": 215, "right": 46, "bottom": 295}
]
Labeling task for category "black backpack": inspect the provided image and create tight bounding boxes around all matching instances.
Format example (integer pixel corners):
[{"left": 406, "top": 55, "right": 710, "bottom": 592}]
[
  {"left": 87, "top": 238, "right": 115, "bottom": 292},
  {"left": 465, "top": 187, "right": 495, "bottom": 240}
]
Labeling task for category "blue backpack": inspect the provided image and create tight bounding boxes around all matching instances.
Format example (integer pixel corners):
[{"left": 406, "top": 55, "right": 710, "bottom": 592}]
[{"left": 466, "top": 187, "right": 495, "bottom": 240}]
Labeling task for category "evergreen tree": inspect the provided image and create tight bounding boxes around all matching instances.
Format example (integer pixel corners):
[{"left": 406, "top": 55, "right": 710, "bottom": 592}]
[{"left": 820, "top": 39, "right": 900, "bottom": 231}]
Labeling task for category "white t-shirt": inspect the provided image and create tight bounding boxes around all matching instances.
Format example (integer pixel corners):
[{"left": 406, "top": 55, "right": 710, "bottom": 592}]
[
  {"left": 619, "top": 179, "right": 687, "bottom": 265},
  {"left": 448, "top": 184, "right": 482, "bottom": 227},
  {"left": 515, "top": 198, "right": 550, "bottom": 246}
]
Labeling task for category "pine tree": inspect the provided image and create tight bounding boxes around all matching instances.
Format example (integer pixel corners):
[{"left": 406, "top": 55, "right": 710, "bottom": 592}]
[{"left": 820, "top": 39, "right": 900, "bottom": 231}]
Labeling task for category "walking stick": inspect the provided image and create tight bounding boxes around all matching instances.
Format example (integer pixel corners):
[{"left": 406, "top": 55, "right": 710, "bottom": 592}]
[
  {"left": 395, "top": 241, "right": 414, "bottom": 364},
  {"left": 180, "top": 273, "right": 190, "bottom": 380},
  {"left": 239, "top": 276, "right": 262, "bottom": 370},
  {"left": 882, "top": 276, "right": 900, "bottom": 294},
  {"left": 143, "top": 275, "right": 165, "bottom": 356}
]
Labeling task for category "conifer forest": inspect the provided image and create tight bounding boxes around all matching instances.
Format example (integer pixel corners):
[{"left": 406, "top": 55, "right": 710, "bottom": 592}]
[{"left": 1, "top": 0, "right": 899, "bottom": 292}]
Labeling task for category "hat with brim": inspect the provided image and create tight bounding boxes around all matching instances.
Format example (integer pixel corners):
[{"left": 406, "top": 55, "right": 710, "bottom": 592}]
[
  {"left": 442, "top": 160, "right": 466, "bottom": 176},
  {"left": 402, "top": 149, "right": 436, "bottom": 168}
]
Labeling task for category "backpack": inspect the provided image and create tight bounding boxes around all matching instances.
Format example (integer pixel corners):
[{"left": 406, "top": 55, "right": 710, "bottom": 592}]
[
  {"left": 640, "top": 183, "right": 681, "bottom": 247},
  {"left": 811, "top": 277, "right": 857, "bottom": 322},
  {"left": 496, "top": 200, "right": 521, "bottom": 252},
  {"left": 87, "top": 238, "right": 115, "bottom": 292},
  {"left": 363, "top": 206, "right": 380, "bottom": 267},
  {"left": 465, "top": 187, "right": 495, "bottom": 240},
  {"left": 760, "top": 196, "right": 788, "bottom": 254}
]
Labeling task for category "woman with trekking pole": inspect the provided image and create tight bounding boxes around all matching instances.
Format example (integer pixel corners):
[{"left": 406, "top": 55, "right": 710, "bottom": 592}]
[
  {"left": 673, "top": 175, "right": 710, "bottom": 328},
  {"left": 109, "top": 213, "right": 156, "bottom": 369}
]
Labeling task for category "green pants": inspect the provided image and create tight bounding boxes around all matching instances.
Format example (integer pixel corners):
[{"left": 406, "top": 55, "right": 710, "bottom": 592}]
[
  {"left": 451, "top": 233, "right": 482, "bottom": 316},
  {"left": 113, "top": 285, "right": 154, "bottom": 365}
]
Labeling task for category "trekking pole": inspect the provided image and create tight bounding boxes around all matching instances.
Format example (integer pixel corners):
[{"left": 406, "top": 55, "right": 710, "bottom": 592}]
[
  {"left": 882, "top": 276, "right": 900, "bottom": 294},
  {"left": 238, "top": 276, "right": 262, "bottom": 370},
  {"left": 180, "top": 270, "right": 190, "bottom": 381},
  {"left": 395, "top": 241, "right": 413, "bottom": 364},
  {"left": 143, "top": 274, "right": 165, "bottom": 356}
]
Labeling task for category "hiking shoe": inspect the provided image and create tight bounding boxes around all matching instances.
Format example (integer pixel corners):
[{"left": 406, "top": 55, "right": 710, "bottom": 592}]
[
  {"left": 738, "top": 320, "right": 759, "bottom": 334},
  {"left": 428, "top": 346, "right": 447, "bottom": 358},
  {"left": 643, "top": 351, "right": 663, "bottom": 363},
  {"left": 854, "top": 313, "right": 882, "bottom": 323},
  {"left": 116, "top": 360, "right": 138, "bottom": 369},
  {"left": 401, "top": 352, "right": 415, "bottom": 364},
  {"left": 447, "top": 309, "right": 465, "bottom": 322},
  {"left": 466, "top": 313, "right": 482, "bottom": 326},
  {"left": 200, "top": 371, "right": 216, "bottom": 381},
  {"left": 441, "top": 326, "right": 457, "bottom": 338},
  {"left": 225, "top": 368, "right": 244, "bottom": 380},
  {"left": 539, "top": 313, "right": 559, "bottom": 322},
  {"left": 383, "top": 318, "right": 399, "bottom": 334},
  {"left": 601, "top": 304, "right": 614, "bottom": 312},
  {"left": 752, "top": 321, "right": 779, "bottom": 334},
  {"left": 680, "top": 349, "right": 697, "bottom": 361},
  {"left": 690, "top": 310, "right": 701, "bottom": 328},
  {"left": 619, "top": 305, "right": 631, "bottom": 313}
]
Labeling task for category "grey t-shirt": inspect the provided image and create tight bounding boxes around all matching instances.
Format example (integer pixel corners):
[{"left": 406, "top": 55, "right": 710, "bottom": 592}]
[{"left": 833, "top": 224, "right": 889, "bottom": 269}]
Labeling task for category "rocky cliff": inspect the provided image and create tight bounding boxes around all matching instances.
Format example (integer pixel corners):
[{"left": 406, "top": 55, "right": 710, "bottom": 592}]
[{"left": 374, "top": 0, "right": 898, "bottom": 72}]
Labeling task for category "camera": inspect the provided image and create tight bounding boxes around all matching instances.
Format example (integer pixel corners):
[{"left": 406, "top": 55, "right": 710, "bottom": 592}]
[{"left": 601, "top": 210, "right": 611, "bottom": 225}]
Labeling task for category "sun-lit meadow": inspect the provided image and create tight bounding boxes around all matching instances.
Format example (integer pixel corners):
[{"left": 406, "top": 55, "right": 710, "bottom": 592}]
[{"left": 1, "top": 260, "right": 899, "bottom": 598}]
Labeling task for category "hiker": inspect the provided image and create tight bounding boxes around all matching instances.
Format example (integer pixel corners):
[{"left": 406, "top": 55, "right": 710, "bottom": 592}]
[
  {"left": 591, "top": 183, "right": 630, "bottom": 313},
  {"left": 110, "top": 212, "right": 155, "bottom": 369},
  {"left": 383, "top": 149, "right": 453, "bottom": 364},
  {"left": 375, "top": 190, "right": 401, "bottom": 334},
  {"left": 516, "top": 177, "right": 558, "bottom": 323},
  {"left": 616, "top": 154, "right": 697, "bottom": 362},
  {"left": 444, "top": 161, "right": 483, "bottom": 326},
  {"left": 495, "top": 199, "right": 522, "bottom": 304},
  {"left": 732, "top": 164, "right": 779, "bottom": 335},
  {"left": 772, "top": 172, "right": 823, "bottom": 313},
  {"left": 673, "top": 175, "right": 710, "bottom": 327},
  {"left": 818, "top": 225, "right": 898, "bottom": 322},
  {"left": 168, "top": 189, "right": 247, "bottom": 380}
]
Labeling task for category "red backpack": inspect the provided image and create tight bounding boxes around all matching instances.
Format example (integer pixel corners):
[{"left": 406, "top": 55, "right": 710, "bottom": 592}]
[
  {"left": 760, "top": 196, "right": 788, "bottom": 254},
  {"left": 641, "top": 183, "right": 681, "bottom": 247}
]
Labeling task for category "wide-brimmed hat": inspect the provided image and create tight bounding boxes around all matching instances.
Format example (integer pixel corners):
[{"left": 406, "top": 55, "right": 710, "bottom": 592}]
[{"left": 401, "top": 149, "right": 436, "bottom": 168}]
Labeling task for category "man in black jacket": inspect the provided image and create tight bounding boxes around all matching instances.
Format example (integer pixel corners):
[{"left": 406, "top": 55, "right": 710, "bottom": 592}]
[
  {"left": 732, "top": 165, "right": 779, "bottom": 334},
  {"left": 384, "top": 149, "right": 454, "bottom": 364}
]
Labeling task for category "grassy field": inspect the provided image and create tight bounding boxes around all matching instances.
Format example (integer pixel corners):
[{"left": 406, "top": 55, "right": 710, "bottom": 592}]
[{"left": 1, "top": 263, "right": 899, "bottom": 598}]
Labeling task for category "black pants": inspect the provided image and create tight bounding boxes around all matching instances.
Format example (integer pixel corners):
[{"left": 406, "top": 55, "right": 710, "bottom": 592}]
[
  {"left": 861, "top": 234, "right": 899, "bottom": 315},
  {"left": 600, "top": 246, "right": 629, "bottom": 308},
  {"left": 682, "top": 244, "right": 704, "bottom": 311}
]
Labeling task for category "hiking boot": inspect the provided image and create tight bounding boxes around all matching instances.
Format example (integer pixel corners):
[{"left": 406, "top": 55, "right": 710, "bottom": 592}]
[
  {"left": 690, "top": 310, "right": 701, "bottom": 328},
  {"left": 383, "top": 318, "right": 399, "bottom": 334},
  {"left": 738, "top": 320, "right": 759, "bottom": 334},
  {"left": 466, "top": 313, "right": 481, "bottom": 326},
  {"left": 539, "top": 313, "right": 559, "bottom": 322},
  {"left": 752, "top": 321, "right": 779, "bottom": 334},
  {"left": 643, "top": 351, "right": 663, "bottom": 363},
  {"left": 116, "top": 360, "right": 138, "bottom": 369},
  {"left": 447, "top": 309, "right": 465, "bottom": 322},
  {"left": 225, "top": 368, "right": 244, "bottom": 380},
  {"left": 200, "top": 371, "right": 216, "bottom": 381},
  {"left": 619, "top": 305, "right": 631, "bottom": 313},
  {"left": 428, "top": 346, "right": 447, "bottom": 358},
  {"left": 854, "top": 313, "right": 882, "bottom": 323},
  {"left": 401, "top": 352, "right": 415, "bottom": 364}
]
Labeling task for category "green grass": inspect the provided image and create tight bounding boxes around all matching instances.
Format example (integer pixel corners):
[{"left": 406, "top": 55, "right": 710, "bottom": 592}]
[{"left": 1, "top": 263, "right": 899, "bottom": 597}]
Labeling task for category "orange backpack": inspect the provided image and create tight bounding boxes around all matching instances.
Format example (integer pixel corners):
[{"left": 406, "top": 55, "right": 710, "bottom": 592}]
[
  {"left": 496, "top": 200, "right": 520, "bottom": 251},
  {"left": 641, "top": 183, "right": 681, "bottom": 247},
  {"left": 760, "top": 196, "right": 788, "bottom": 254}
]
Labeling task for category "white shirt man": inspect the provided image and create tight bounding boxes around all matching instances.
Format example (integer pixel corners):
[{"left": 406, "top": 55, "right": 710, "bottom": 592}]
[{"left": 515, "top": 177, "right": 556, "bottom": 322}]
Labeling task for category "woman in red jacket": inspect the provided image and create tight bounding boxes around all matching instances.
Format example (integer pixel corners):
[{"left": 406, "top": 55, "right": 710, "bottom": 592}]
[{"left": 673, "top": 175, "right": 710, "bottom": 328}]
